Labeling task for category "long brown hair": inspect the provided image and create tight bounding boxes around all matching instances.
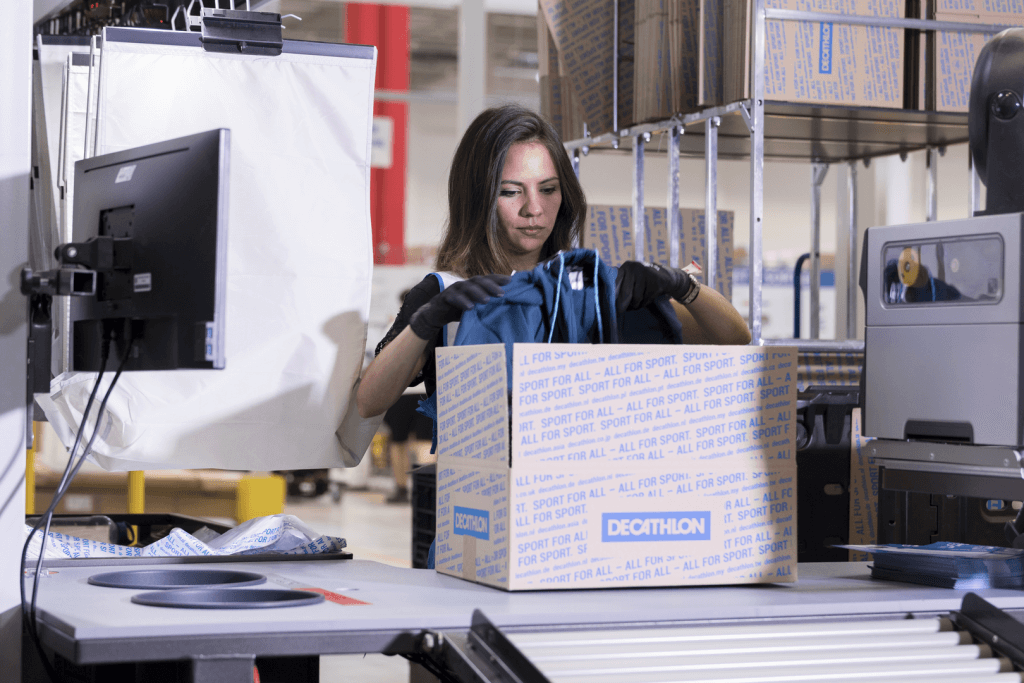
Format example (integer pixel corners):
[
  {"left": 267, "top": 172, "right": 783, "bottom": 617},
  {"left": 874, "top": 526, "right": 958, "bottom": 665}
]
[{"left": 435, "top": 105, "right": 586, "bottom": 278}]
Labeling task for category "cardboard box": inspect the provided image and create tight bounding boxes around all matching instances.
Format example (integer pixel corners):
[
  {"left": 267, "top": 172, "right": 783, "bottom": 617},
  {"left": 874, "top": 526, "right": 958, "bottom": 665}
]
[
  {"left": 633, "top": 0, "right": 730, "bottom": 119},
  {"left": 922, "top": 0, "right": 1021, "bottom": 112},
  {"left": 700, "top": 0, "right": 728, "bottom": 106},
  {"left": 930, "top": 11, "right": 1000, "bottom": 112},
  {"left": 538, "top": 16, "right": 588, "bottom": 141},
  {"left": 634, "top": 0, "right": 702, "bottom": 121},
  {"left": 538, "top": 15, "right": 565, "bottom": 137},
  {"left": 935, "top": 0, "right": 1023, "bottom": 14},
  {"left": 724, "top": 0, "right": 905, "bottom": 108},
  {"left": 847, "top": 407, "right": 878, "bottom": 562},
  {"left": 434, "top": 343, "right": 798, "bottom": 590},
  {"left": 539, "top": 0, "right": 635, "bottom": 136},
  {"left": 583, "top": 205, "right": 735, "bottom": 299}
]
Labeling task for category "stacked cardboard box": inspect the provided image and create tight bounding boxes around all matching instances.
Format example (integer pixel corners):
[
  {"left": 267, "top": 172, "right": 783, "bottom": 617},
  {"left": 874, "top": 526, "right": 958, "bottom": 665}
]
[
  {"left": 724, "top": 0, "right": 905, "bottom": 108},
  {"left": 928, "top": 0, "right": 1019, "bottom": 112},
  {"left": 542, "top": 0, "right": 908, "bottom": 135},
  {"left": 538, "top": 18, "right": 585, "bottom": 141},
  {"left": 538, "top": 0, "right": 730, "bottom": 125},
  {"left": 538, "top": 17, "right": 565, "bottom": 139},
  {"left": 633, "top": 0, "right": 702, "bottom": 120},
  {"left": 930, "top": 13, "right": 988, "bottom": 112},
  {"left": 584, "top": 205, "right": 734, "bottom": 298},
  {"left": 539, "top": 0, "right": 635, "bottom": 139},
  {"left": 700, "top": 0, "right": 729, "bottom": 106}
]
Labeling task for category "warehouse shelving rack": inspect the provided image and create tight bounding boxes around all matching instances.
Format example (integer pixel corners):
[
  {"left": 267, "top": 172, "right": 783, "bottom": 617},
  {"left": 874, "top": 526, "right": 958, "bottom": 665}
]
[{"left": 561, "top": 0, "right": 1018, "bottom": 351}]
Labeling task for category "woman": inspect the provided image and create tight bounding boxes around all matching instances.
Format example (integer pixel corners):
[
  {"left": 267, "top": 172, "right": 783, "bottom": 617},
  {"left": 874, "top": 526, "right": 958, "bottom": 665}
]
[{"left": 357, "top": 105, "right": 750, "bottom": 420}]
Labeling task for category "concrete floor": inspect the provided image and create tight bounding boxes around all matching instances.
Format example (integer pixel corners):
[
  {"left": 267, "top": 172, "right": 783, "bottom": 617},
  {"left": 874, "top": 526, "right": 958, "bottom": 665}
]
[{"left": 283, "top": 477, "right": 418, "bottom": 683}]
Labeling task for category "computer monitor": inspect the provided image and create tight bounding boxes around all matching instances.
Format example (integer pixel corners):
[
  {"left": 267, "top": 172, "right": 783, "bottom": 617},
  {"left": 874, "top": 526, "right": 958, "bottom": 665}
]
[{"left": 61, "top": 129, "right": 229, "bottom": 372}]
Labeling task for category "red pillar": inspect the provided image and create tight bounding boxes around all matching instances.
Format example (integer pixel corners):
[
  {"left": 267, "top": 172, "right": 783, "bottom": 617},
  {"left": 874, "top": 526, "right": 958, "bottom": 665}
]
[{"left": 346, "top": 3, "right": 409, "bottom": 265}]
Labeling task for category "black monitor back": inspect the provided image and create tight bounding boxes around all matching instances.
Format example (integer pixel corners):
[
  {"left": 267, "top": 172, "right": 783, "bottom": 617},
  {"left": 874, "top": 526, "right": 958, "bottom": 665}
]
[{"left": 69, "top": 129, "right": 229, "bottom": 371}]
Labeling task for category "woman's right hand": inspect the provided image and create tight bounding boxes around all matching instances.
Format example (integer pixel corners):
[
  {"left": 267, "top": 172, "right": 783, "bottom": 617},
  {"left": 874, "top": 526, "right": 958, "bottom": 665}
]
[{"left": 409, "top": 274, "right": 511, "bottom": 340}]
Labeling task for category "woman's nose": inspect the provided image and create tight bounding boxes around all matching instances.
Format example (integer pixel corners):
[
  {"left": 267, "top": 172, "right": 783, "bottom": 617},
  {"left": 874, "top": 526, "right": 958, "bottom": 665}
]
[{"left": 520, "top": 190, "right": 542, "bottom": 216}]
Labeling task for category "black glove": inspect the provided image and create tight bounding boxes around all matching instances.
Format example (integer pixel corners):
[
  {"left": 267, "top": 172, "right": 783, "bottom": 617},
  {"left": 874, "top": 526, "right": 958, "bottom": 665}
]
[
  {"left": 409, "top": 274, "right": 512, "bottom": 341},
  {"left": 615, "top": 261, "right": 694, "bottom": 315}
]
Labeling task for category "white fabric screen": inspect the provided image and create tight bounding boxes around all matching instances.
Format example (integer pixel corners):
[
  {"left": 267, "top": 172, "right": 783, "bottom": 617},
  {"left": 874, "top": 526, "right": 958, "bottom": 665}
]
[
  {"left": 60, "top": 53, "right": 90, "bottom": 246},
  {"left": 52, "top": 53, "right": 91, "bottom": 378},
  {"left": 40, "top": 28, "right": 379, "bottom": 472},
  {"left": 31, "top": 37, "right": 89, "bottom": 270}
]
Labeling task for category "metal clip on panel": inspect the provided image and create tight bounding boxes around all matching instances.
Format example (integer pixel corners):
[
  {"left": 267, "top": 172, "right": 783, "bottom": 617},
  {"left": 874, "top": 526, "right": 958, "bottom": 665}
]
[{"left": 198, "top": 8, "right": 284, "bottom": 56}]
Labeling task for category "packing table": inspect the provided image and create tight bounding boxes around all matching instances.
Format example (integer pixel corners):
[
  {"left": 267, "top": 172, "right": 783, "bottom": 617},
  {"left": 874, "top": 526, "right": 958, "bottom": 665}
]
[{"left": 24, "top": 560, "right": 1024, "bottom": 682}]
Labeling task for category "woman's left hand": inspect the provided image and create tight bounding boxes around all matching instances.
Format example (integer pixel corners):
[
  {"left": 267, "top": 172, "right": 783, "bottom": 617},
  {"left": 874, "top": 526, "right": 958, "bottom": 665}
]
[{"left": 614, "top": 261, "right": 695, "bottom": 315}]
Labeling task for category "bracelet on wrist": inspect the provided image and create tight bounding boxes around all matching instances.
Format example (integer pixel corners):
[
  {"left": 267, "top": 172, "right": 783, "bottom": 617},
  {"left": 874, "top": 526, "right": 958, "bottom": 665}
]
[{"left": 678, "top": 272, "right": 700, "bottom": 306}]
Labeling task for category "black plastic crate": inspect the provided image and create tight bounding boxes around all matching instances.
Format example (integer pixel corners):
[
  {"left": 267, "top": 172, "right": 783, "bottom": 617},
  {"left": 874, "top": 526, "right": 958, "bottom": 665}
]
[
  {"left": 411, "top": 464, "right": 436, "bottom": 569},
  {"left": 796, "top": 386, "right": 859, "bottom": 562}
]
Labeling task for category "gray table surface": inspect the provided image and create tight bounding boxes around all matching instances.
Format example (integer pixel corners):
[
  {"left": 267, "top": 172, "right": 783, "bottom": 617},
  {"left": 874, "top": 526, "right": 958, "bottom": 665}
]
[{"left": 29, "top": 560, "right": 1024, "bottom": 665}]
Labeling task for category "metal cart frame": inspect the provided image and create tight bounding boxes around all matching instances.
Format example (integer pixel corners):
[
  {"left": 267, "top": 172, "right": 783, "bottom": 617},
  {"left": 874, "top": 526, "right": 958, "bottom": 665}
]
[{"left": 561, "top": 0, "right": 1017, "bottom": 350}]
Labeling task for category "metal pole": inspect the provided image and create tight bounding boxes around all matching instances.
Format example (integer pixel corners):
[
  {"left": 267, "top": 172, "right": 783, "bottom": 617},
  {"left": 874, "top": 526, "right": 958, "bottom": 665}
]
[
  {"left": 633, "top": 134, "right": 647, "bottom": 261},
  {"left": 571, "top": 151, "right": 582, "bottom": 249},
  {"left": 669, "top": 126, "right": 681, "bottom": 268},
  {"left": 128, "top": 471, "right": 145, "bottom": 514},
  {"left": 749, "top": 0, "right": 766, "bottom": 344},
  {"left": 969, "top": 152, "right": 982, "bottom": 216},
  {"left": 927, "top": 147, "right": 938, "bottom": 222},
  {"left": 764, "top": 7, "right": 1014, "bottom": 33},
  {"left": 846, "top": 161, "right": 859, "bottom": 340},
  {"left": 613, "top": 0, "right": 619, "bottom": 134},
  {"left": 705, "top": 117, "right": 720, "bottom": 290},
  {"left": 83, "top": 37, "right": 97, "bottom": 159},
  {"left": 457, "top": 0, "right": 486, "bottom": 134},
  {"left": 26, "top": 423, "right": 37, "bottom": 515},
  {"left": 810, "top": 163, "right": 828, "bottom": 340}
]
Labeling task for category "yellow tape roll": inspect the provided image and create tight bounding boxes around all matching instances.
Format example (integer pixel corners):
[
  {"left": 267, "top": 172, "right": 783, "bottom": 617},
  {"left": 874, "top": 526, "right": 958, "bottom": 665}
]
[{"left": 898, "top": 247, "right": 929, "bottom": 287}]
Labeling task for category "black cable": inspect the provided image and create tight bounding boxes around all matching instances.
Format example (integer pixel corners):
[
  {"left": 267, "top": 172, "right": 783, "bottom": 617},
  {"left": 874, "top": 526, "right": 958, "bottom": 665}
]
[
  {"left": 19, "top": 356, "right": 104, "bottom": 683},
  {"left": 20, "top": 340, "right": 107, "bottom": 632},
  {"left": 31, "top": 336, "right": 134, "bottom": 630},
  {"left": 21, "top": 332, "right": 133, "bottom": 682}
]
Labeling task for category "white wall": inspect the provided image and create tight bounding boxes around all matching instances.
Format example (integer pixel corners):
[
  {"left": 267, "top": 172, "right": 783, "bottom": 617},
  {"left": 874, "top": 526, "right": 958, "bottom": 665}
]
[
  {"left": 1, "top": 2, "right": 30, "bottom": 678},
  {"left": 406, "top": 100, "right": 460, "bottom": 248}
]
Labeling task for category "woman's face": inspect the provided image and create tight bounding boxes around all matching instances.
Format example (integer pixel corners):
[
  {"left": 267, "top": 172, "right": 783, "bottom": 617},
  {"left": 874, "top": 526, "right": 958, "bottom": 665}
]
[{"left": 496, "top": 140, "right": 562, "bottom": 270}]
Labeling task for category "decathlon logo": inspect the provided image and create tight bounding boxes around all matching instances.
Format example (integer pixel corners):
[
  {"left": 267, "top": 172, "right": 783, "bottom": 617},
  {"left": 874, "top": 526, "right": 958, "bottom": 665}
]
[
  {"left": 453, "top": 506, "right": 489, "bottom": 540},
  {"left": 602, "top": 512, "right": 711, "bottom": 542},
  {"left": 819, "top": 22, "right": 833, "bottom": 74}
]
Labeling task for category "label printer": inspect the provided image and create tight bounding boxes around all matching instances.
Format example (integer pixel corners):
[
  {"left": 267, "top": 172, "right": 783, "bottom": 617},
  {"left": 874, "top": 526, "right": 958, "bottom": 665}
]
[{"left": 862, "top": 28, "right": 1024, "bottom": 543}]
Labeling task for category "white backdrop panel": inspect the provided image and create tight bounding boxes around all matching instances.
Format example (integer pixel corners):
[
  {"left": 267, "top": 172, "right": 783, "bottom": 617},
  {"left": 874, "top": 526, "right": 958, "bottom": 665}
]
[{"left": 42, "top": 30, "right": 378, "bottom": 472}]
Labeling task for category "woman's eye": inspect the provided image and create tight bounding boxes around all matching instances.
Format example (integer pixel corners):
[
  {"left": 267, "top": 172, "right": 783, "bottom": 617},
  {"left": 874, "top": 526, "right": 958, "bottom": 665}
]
[
  {"left": 541, "top": 186, "right": 559, "bottom": 195},
  {"left": 500, "top": 189, "right": 519, "bottom": 197}
]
